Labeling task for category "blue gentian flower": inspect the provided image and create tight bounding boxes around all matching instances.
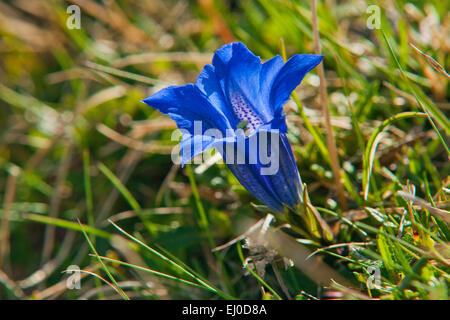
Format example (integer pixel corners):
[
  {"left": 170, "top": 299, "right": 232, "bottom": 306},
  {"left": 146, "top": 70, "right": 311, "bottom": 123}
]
[{"left": 143, "top": 42, "right": 323, "bottom": 213}]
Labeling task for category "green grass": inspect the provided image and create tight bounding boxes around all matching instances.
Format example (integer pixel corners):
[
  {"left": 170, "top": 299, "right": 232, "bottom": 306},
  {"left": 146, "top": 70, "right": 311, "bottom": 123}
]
[{"left": 0, "top": 0, "right": 448, "bottom": 300}]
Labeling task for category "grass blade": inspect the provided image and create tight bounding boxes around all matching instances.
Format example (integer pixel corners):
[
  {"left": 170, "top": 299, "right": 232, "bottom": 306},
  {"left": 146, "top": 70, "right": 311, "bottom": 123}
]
[{"left": 76, "top": 218, "right": 130, "bottom": 300}]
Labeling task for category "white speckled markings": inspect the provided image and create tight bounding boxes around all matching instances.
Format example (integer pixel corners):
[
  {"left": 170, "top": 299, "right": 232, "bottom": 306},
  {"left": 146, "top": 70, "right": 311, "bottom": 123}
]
[{"left": 229, "top": 92, "right": 263, "bottom": 133}]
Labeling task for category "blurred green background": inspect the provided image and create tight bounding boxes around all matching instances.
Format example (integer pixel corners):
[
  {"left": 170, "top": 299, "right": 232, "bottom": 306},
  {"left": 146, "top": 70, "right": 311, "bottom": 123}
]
[{"left": 0, "top": 0, "right": 449, "bottom": 300}]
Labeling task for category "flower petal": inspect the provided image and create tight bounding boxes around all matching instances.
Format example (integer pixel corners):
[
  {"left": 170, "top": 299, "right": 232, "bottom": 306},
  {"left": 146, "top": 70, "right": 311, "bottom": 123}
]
[
  {"left": 216, "top": 124, "right": 302, "bottom": 213},
  {"left": 195, "top": 64, "right": 239, "bottom": 128},
  {"left": 178, "top": 135, "right": 217, "bottom": 166},
  {"left": 270, "top": 54, "right": 323, "bottom": 117},
  {"left": 225, "top": 162, "right": 284, "bottom": 212},
  {"left": 212, "top": 42, "right": 273, "bottom": 124},
  {"left": 263, "top": 132, "right": 303, "bottom": 209},
  {"left": 259, "top": 55, "right": 284, "bottom": 109},
  {"left": 218, "top": 136, "right": 285, "bottom": 212},
  {"left": 142, "top": 83, "right": 233, "bottom": 135}
]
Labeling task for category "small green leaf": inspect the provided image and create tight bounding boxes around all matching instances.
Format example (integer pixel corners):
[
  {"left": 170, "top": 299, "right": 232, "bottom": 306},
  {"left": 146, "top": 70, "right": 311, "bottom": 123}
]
[{"left": 236, "top": 120, "right": 249, "bottom": 130}]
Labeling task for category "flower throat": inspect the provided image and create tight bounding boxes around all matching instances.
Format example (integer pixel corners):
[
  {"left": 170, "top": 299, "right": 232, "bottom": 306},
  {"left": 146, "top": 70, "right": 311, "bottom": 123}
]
[{"left": 229, "top": 92, "right": 263, "bottom": 133}]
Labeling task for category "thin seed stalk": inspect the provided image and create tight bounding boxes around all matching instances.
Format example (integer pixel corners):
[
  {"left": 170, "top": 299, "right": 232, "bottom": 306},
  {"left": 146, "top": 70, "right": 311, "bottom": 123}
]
[{"left": 310, "top": 0, "right": 347, "bottom": 210}]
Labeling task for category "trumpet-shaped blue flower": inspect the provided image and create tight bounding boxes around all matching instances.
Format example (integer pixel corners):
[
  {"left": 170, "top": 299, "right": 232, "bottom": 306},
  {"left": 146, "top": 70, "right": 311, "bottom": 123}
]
[{"left": 143, "top": 42, "right": 323, "bottom": 213}]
